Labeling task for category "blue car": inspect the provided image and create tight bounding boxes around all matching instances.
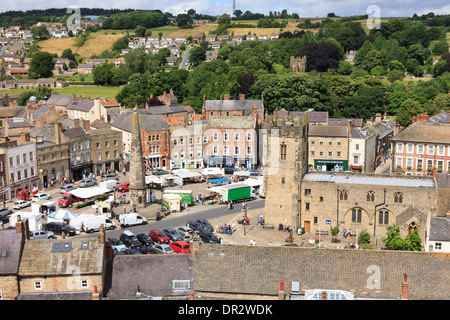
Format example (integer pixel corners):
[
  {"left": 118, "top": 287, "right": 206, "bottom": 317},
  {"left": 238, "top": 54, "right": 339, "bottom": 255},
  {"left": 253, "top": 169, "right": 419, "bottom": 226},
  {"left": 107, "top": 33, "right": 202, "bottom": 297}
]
[{"left": 247, "top": 169, "right": 262, "bottom": 176}]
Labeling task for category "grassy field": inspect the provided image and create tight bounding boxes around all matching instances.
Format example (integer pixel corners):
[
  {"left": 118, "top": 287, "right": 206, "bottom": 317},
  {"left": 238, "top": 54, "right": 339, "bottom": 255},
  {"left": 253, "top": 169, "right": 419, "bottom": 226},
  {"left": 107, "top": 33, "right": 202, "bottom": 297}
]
[
  {"left": 1, "top": 86, "right": 122, "bottom": 100},
  {"left": 38, "top": 31, "right": 127, "bottom": 58}
]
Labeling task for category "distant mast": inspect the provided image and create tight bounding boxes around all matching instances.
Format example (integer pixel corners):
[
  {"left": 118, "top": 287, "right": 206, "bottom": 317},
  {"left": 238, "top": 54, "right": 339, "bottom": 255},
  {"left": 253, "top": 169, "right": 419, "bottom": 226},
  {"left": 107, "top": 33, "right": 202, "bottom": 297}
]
[{"left": 233, "top": 0, "right": 236, "bottom": 17}]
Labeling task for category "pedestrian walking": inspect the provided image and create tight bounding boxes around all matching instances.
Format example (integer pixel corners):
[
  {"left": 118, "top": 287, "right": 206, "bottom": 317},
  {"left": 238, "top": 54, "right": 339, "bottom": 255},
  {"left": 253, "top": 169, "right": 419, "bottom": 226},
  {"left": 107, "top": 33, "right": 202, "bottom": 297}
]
[
  {"left": 227, "top": 225, "right": 231, "bottom": 235},
  {"left": 1, "top": 220, "right": 4, "bottom": 229},
  {"left": 224, "top": 224, "right": 227, "bottom": 234},
  {"left": 201, "top": 195, "right": 205, "bottom": 206}
]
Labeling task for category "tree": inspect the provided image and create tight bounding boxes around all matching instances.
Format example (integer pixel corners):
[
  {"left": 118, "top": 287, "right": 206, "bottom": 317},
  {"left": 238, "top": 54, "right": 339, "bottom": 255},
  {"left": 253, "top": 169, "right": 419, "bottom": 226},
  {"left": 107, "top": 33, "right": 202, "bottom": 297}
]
[
  {"left": 61, "top": 48, "right": 76, "bottom": 61},
  {"left": 30, "top": 25, "right": 50, "bottom": 40},
  {"left": 297, "top": 42, "right": 341, "bottom": 72},
  {"left": 189, "top": 46, "right": 206, "bottom": 66},
  {"left": 134, "top": 25, "right": 147, "bottom": 37},
  {"left": 92, "top": 62, "right": 115, "bottom": 85},
  {"left": 343, "top": 86, "right": 385, "bottom": 119},
  {"left": 337, "top": 61, "right": 353, "bottom": 75},
  {"left": 112, "top": 35, "right": 130, "bottom": 52},
  {"left": 387, "top": 70, "right": 404, "bottom": 83},
  {"left": 396, "top": 98, "right": 424, "bottom": 127},
  {"left": 29, "top": 51, "right": 55, "bottom": 78},
  {"left": 354, "top": 40, "right": 374, "bottom": 65},
  {"left": 382, "top": 225, "right": 409, "bottom": 250},
  {"left": 218, "top": 14, "right": 231, "bottom": 26},
  {"left": 176, "top": 14, "right": 193, "bottom": 28}
]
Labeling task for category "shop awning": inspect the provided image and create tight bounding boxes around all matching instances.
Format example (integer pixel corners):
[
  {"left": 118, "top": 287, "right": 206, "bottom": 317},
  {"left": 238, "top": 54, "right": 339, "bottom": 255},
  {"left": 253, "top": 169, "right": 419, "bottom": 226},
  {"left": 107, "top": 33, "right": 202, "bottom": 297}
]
[
  {"left": 210, "top": 178, "right": 230, "bottom": 184},
  {"left": 68, "top": 187, "right": 111, "bottom": 199},
  {"left": 173, "top": 171, "right": 202, "bottom": 179},
  {"left": 233, "top": 171, "right": 251, "bottom": 177}
]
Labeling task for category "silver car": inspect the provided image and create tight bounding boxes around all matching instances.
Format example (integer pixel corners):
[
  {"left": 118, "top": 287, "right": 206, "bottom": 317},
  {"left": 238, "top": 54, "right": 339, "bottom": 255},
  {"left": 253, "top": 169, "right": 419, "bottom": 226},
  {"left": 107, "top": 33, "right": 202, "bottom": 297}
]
[
  {"left": 176, "top": 226, "right": 192, "bottom": 239},
  {"left": 78, "top": 179, "right": 97, "bottom": 188},
  {"left": 0, "top": 207, "right": 12, "bottom": 216},
  {"left": 29, "top": 230, "right": 55, "bottom": 240},
  {"left": 153, "top": 244, "right": 174, "bottom": 254}
]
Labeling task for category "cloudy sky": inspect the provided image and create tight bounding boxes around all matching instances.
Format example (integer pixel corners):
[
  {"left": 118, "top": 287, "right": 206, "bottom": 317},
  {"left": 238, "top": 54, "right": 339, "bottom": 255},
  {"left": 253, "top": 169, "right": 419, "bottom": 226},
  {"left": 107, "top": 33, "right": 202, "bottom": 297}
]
[{"left": 1, "top": 0, "right": 449, "bottom": 17}]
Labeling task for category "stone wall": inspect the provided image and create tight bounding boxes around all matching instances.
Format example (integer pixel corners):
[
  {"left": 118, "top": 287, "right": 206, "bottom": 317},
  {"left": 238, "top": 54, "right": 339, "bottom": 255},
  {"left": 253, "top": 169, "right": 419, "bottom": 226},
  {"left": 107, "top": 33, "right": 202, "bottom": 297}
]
[
  {"left": 0, "top": 275, "right": 19, "bottom": 300},
  {"left": 193, "top": 243, "right": 450, "bottom": 300}
]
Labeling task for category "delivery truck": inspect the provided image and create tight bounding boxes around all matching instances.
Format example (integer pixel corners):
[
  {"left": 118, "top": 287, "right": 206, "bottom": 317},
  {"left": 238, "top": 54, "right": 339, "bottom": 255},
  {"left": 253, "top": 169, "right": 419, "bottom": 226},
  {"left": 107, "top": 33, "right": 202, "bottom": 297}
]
[{"left": 218, "top": 183, "right": 252, "bottom": 203}]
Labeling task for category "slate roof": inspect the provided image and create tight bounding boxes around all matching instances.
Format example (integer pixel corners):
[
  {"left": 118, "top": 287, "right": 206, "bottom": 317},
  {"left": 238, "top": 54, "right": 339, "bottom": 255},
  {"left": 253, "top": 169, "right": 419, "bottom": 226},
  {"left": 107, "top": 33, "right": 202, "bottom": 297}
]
[
  {"left": 67, "top": 99, "right": 95, "bottom": 112},
  {"left": 435, "top": 173, "right": 450, "bottom": 189},
  {"left": 147, "top": 105, "right": 187, "bottom": 115},
  {"left": 428, "top": 217, "right": 450, "bottom": 242},
  {"left": 204, "top": 99, "right": 264, "bottom": 119},
  {"left": 328, "top": 118, "right": 363, "bottom": 127},
  {"left": 17, "top": 291, "right": 94, "bottom": 300},
  {"left": 0, "top": 229, "right": 23, "bottom": 275},
  {"left": 18, "top": 237, "right": 104, "bottom": 276},
  {"left": 391, "top": 122, "right": 450, "bottom": 144},
  {"left": 111, "top": 111, "right": 167, "bottom": 133},
  {"left": 276, "top": 110, "right": 328, "bottom": 123},
  {"left": 429, "top": 111, "right": 450, "bottom": 124},
  {"left": 6, "top": 117, "right": 32, "bottom": 128},
  {"left": 309, "top": 125, "right": 348, "bottom": 137},
  {"left": 365, "top": 121, "right": 393, "bottom": 140},
  {"left": 28, "top": 105, "right": 49, "bottom": 121},
  {"left": 0, "top": 106, "right": 26, "bottom": 118},
  {"left": 62, "top": 126, "right": 87, "bottom": 138},
  {"left": 206, "top": 115, "right": 256, "bottom": 129},
  {"left": 104, "top": 254, "right": 193, "bottom": 299},
  {"left": 396, "top": 204, "right": 428, "bottom": 227},
  {"left": 46, "top": 94, "right": 73, "bottom": 107}
]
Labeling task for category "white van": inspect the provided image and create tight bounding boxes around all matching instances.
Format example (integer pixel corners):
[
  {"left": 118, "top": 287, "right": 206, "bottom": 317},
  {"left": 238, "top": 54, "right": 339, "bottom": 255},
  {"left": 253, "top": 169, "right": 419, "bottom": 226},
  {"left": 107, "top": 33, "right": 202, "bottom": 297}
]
[
  {"left": 119, "top": 213, "right": 148, "bottom": 227},
  {"left": 99, "top": 180, "right": 118, "bottom": 191},
  {"left": 83, "top": 215, "right": 115, "bottom": 233}
]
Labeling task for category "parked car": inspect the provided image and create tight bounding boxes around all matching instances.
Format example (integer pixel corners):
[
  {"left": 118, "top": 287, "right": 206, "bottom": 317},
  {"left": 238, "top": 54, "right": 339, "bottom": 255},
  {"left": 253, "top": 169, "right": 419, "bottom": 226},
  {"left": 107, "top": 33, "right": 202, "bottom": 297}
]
[
  {"left": 109, "top": 238, "right": 127, "bottom": 253},
  {"left": 123, "top": 248, "right": 142, "bottom": 255},
  {"left": 148, "top": 229, "right": 170, "bottom": 244},
  {"left": 152, "top": 169, "right": 169, "bottom": 175},
  {"left": 186, "top": 221, "right": 204, "bottom": 232},
  {"left": 246, "top": 169, "right": 262, "bottom": 176},
  {"left": 13, "top": 200, "right": 30, "bottom": 210},
  {"left": 101, "top": 174, "right": 119, "bottom": 182},
  {"left": 169, "top": 240, "right": 190, "bottom": 253},
  {"left": 116, "top": 182, "right": 130, "bottom": 192},
  {"left": 29, "top": 230, "right": 55, "bottom": 240},
  {"left": 60, "top": 185, "right": 77, "bottom": 194},
  {"left": 162, "top": 228, "right": 183, "bottom": 242},
  {"left": 32, "top": 193, "right": 52, "bottom": 202},
  {"left": 119, "top": 230, "right": 142, "bottom": 248},
  {"left": 199, "top": 230, "right": 220, "bottom": 244},
  {"left": 139, "top": 246, "right": 159, "bottom": 254},
  {"left": 197, "top": 218, "right": 214, "bottom": 232},
  {"left": 136, "top": 233, "right": 155, "bottom": 246},
  {"left": 153, "top": 244, "right": 174, "bottom": 254},
  {"left": 0, "top": 215, "right": 10, "bottom": 225},
  {"left": 176, "top": 226, "right": 192, "bottom": 239},
  {"left": 0, "top": 207, "right": 12, "bottom": 216},
  {"left": 45, "top": 222, "right": 76, "bottom": 237},
  {"left": 78, "top": 179, "right": 97, "bottom": 188}
]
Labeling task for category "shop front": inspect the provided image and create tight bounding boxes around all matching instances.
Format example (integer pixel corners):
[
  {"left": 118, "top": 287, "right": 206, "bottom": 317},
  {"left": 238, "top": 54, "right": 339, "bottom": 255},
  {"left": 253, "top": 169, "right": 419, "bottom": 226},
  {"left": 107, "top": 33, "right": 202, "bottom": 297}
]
[{"left": 314, "top": 159, "right": 348, "bottom": 172}]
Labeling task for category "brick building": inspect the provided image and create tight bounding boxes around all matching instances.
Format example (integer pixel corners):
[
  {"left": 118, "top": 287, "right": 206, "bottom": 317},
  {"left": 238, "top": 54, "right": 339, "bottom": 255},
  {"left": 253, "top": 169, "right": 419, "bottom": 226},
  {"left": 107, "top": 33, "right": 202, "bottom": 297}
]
[{"left": 169, "top": 120, "right": 204, "bottom": 169}]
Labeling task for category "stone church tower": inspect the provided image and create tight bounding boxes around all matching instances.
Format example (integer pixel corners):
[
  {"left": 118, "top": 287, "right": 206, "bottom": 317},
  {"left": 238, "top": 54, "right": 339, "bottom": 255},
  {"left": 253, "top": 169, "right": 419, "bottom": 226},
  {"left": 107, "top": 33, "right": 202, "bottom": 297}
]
[
  {"left": 290, "top": 56, "right": 307, "bottom": 73},
  {"left": 262, "top": 113, "right": 309, "bottom": 230},
  {"left": 129, "top": 108, "right": 149, "bottom": 209}
]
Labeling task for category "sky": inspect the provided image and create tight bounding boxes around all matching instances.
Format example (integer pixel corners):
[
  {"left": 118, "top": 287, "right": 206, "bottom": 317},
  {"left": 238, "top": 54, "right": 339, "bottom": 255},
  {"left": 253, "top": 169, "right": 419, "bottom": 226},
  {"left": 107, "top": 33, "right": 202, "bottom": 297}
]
[{"left": 1, "top": 0, "right": 449, "bottom": 17}]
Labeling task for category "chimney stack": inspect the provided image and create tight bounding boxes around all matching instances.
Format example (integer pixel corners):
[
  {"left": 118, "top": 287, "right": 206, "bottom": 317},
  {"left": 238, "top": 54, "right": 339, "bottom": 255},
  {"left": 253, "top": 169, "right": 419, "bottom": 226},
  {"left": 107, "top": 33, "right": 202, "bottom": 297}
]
[
  {"left": 170, "top": 88, "right": 174, "bottom": 95},
  {"left": 19, "top": 132, "right": 30, "bottom": 142},
  {"left": 54, "top": 122, "right": 61, "bottom": 144},
  {"left": 99, "top": 224, "right": 105, "bottom": 245},
  {"left": 394, "top": 122, "right": 400, "bottom": 136},
  {"left": 278, "top": 280, "right": 286, "bottom": 300},
  {"left": 224, "top": 94, "right": 230, "bottom": 100},
  {"left": 239, "top": 93, "right": 245, "bottom": 100},
  {"left": 375, "top": 113, "right": 382, "bottom": 123},
  {"left": 84, "top": 119, "right": 90, "bottom": 131},
  {"left": 74, "top": 119, "right": 80, "bottom": 128}
]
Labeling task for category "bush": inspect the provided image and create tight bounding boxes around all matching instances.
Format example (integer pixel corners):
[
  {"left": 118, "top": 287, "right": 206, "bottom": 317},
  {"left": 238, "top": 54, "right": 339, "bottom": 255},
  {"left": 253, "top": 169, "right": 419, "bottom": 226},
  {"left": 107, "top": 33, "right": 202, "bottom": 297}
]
[
  {"left": 358, "top": 230, "right": 371, "bottom": 245},
  {"left": 361, "top": 243, "right": 374, "bottom": 250}
]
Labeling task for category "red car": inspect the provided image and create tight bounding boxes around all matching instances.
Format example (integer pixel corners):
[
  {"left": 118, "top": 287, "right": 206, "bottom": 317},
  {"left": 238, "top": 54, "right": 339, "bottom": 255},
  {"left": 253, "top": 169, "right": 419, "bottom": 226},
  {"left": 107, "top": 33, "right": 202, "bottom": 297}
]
[
  {"left": 117, "top": 182, "right": 130, "bottom": 192},
  {"left": 148, "top": 229, "right": 170, "bottom": 244},
  {"left": 169, "top": 241, "right": 190, "bottom": 253}
]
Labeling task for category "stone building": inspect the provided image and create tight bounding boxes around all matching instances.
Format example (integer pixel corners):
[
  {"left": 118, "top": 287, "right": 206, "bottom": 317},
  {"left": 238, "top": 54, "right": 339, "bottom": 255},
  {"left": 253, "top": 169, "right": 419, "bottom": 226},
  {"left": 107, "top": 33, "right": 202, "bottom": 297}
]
[
  {"left": 262, "top": 114, "right": 443, "bottom": 249},
  {"left": 169, "top": 120, "right": 204, "bottom": 170},
  {"left": 308, "top": 125, "right": 350, "bottom": 172},
  {"left": 17, "top": 227, "right": 108, "bottom": 300},
  {"left": 87, "top": 123, "right": 123, "bottom": 176},
  {"left": 63, "top": 121, "right": 93, "bottom": 181},
  {"left": 290, "top": 55, "right": 307, "bottom": 73},
  {"left": 0, "top": 220, "right": 27, "bottom": 300}
]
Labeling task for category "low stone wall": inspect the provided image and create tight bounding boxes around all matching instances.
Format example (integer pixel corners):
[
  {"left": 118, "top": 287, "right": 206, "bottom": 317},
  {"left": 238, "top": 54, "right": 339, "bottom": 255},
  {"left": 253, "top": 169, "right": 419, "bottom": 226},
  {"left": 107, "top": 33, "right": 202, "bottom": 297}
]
[{"left": 193, "top": 244, "right": 450, "bottom": 300}]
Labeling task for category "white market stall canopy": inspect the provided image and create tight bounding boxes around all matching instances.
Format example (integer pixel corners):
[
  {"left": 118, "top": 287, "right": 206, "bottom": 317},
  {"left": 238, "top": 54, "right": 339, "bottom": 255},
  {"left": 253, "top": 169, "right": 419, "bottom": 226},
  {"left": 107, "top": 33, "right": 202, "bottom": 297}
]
[
  {"left": 68, "top": 187, "right": 111, "bottom": 199},
  {"left": 242, "top": 178, "right": 263, "bottom": 187},
  {"left": 47, "top": 209, "right": 79, "bottom": 222},
  {"left": 173, "top": 171, "right": 202, "bottom": 179},
  {"left": 233, "top": 171, "right": 251, "bottom": 177}
]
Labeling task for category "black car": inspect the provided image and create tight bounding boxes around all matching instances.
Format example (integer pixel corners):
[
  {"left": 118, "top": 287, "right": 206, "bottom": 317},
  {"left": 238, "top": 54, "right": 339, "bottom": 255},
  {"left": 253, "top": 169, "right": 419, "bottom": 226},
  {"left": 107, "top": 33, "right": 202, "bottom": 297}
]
[
  {"left": 199, "top": 230, "right": 220, "bottom": 244},
  {"left": 162, "top": 228, "right": 183, "bottom": 242},
  {"left": 136, "top": 233, "right": 155, "bottom": 246},
  {"left": 139, "top": 246, "right": 159, "bottom": 254},
  {"left": 123, "top": 248, "right": 142, "bottom": 255},
  {"left": 45, "top": 222, "right": 76, "bottom": 236},
  {"left": 186, "top": 221, "right": 204, "bottom": 232},
  {"left": 119, "top": 230, "right": 142, "bottom": 248},
  {"left": 197, "top": 218, "right": 214, "bottom": 232},
  {"left": 0, "top": 215, "right": 10, "bottom": 225}
]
